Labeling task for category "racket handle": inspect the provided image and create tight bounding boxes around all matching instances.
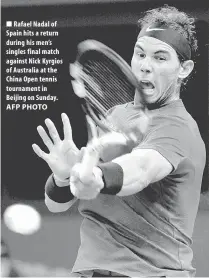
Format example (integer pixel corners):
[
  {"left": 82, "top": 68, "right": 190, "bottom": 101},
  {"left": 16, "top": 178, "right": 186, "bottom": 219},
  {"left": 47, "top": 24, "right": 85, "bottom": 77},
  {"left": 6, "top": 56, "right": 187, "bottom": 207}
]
[
  {"left": 81, "top": 140, "right": 100, "bottom": 178},
  {"left": 81, "top": 132, "right": 137, "bottom": 179}
]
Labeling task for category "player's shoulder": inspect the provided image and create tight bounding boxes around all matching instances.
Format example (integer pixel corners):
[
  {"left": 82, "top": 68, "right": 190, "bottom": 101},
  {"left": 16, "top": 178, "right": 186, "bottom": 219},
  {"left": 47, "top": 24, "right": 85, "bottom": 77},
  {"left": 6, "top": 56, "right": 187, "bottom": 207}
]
[
  {"left": 147, "top": 100, "right": 204, "bottom": 149},
  {"left": 149, "top": 99, "right": 194, "bottom": 128}
]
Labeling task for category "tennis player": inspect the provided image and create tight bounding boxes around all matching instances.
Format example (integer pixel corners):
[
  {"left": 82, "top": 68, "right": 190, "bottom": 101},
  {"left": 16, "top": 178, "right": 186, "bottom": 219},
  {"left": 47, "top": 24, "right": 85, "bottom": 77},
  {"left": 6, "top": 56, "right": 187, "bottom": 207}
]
[{"left": 33, "top": 5, "right": 206, "bottom": 277}]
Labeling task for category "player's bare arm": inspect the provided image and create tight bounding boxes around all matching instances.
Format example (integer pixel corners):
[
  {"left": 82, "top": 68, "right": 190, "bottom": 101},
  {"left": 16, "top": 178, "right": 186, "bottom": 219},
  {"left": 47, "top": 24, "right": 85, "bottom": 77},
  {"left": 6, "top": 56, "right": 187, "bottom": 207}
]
[
  {"left": 70, "top": 142, "right": 173, "bottom": 199},
  {"left": 112, "top": 148, "right": 173, "bottom": 196}
]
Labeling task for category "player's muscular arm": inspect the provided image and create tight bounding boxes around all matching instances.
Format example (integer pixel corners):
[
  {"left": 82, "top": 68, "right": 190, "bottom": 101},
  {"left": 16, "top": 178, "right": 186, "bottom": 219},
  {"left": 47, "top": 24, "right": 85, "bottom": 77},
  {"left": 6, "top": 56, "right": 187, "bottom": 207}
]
[
  {"left": 70, "top": 136, "right": 173, "bottom": 199},
  {"left": 112, "top": 148, "right": 173, "bottom": 196}
]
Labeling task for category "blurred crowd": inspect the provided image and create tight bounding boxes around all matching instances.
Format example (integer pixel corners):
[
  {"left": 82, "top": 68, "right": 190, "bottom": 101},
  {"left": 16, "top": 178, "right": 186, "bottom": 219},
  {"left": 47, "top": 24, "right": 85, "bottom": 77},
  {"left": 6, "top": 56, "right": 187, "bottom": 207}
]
[{"left": 1, "top": 239, "right": 70, "bottom": 277}]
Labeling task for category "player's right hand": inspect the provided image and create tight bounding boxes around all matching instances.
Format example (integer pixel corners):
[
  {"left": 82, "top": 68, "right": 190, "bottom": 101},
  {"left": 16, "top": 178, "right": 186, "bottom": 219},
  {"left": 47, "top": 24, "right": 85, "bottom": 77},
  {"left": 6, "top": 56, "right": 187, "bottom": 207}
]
[{"left": 32, "top": 113, "right": 79, "bottom": 182}]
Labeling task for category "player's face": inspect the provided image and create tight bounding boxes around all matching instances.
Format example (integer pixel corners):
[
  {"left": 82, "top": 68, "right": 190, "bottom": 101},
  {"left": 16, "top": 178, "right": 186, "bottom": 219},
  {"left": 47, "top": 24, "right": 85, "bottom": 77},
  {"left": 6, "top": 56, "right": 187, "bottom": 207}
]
[{"left": 131, "top": 36, "right": 182, "bottom": 105}]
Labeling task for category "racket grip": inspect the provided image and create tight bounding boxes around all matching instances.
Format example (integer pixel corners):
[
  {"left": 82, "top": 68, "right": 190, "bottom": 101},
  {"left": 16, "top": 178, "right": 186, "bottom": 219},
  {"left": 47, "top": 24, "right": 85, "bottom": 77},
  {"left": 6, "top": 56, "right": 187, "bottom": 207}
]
[
  {"left": 81, "top": 132, "right": 137, "bottom": 178},
  {"left": 81, "top": 140, "right": 100, "bottom": 177}
]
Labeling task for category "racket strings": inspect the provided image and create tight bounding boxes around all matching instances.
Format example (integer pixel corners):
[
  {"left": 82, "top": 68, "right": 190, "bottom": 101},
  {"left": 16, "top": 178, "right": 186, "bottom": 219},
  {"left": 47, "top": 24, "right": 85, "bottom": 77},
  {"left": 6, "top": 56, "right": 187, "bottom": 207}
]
[
  {"left": 87, "top": 60, "right": 134, "bottom": 103},
  {"left": 78, "top": 71, "right": 108, "bottom": 115},
  {"left": 82, "top": 57, "right": 134, "bottom": 114}
]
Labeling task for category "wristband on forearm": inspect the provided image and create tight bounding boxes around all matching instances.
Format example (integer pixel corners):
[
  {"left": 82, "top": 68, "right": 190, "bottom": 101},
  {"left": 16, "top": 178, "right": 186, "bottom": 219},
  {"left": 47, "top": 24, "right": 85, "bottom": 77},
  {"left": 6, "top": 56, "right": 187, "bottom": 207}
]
[
  {"left": 98, "top": 162, "right": 123, "bottom": 195},
  {"left": 45, "top": 174, "right": 74, "bottom": 203}
]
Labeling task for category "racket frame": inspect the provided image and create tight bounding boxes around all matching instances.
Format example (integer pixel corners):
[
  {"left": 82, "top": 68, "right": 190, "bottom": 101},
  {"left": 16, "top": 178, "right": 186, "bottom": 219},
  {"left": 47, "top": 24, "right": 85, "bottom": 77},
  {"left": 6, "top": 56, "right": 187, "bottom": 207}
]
[
  {"left": 76, "top": 39, "right": 141, "bottom": 91},
  {"left": 70, "top": 40, "right": 144, "bottom": 132}
]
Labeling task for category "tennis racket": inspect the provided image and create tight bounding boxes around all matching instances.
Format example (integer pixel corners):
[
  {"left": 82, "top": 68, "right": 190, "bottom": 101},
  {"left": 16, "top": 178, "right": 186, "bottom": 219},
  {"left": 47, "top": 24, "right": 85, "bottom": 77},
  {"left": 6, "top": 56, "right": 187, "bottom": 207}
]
[{"left": 69, "top": 39, "right": 145, "bottom": 175}]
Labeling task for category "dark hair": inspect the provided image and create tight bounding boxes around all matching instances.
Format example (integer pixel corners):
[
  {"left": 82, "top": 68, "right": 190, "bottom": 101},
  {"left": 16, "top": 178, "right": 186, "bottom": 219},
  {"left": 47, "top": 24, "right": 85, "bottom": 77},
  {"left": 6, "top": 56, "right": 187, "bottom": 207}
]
[
  {"left": 137, "top": 5, "right": 198, "bottom": 86},
  {"left": 137, "top": 5, "right": 198, "bottom": 56}
]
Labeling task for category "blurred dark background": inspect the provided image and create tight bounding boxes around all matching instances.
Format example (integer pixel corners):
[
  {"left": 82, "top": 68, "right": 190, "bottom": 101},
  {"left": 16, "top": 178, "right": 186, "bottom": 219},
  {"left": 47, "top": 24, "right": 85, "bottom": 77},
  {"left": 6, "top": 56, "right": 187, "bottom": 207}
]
[
  {"left": 1, "top": 0, "right": 209, "bottom": 200},
  {"left": 1, "top": 0, "right": 209, "bottom": 277}
]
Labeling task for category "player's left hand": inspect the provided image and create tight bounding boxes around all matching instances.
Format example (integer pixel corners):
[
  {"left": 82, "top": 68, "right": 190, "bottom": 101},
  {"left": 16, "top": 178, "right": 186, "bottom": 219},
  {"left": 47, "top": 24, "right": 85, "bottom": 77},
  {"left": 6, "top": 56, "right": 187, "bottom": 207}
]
[{"left": 70, "top": 148, "right": 104, "bottom": 200}]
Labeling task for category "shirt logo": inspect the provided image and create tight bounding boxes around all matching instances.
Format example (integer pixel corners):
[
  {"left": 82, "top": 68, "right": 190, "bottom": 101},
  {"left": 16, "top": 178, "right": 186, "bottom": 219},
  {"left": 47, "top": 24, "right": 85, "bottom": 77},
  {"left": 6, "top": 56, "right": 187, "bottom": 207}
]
[{"left": 146, "top": 26, "right": 165, "bottom": 32}]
